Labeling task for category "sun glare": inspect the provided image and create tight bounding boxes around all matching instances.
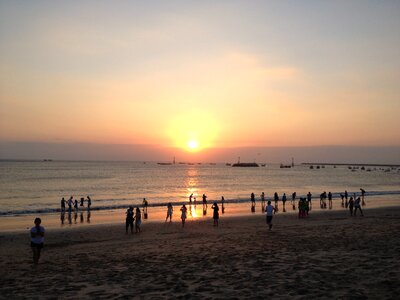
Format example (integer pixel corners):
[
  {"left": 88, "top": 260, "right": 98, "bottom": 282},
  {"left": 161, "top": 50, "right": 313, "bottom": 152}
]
[
  {"left": 187, "top": 140, "right": 199, "bottom": 151},
  {"left": 166, "top": 111, "right": 219, "bottom": 152}
]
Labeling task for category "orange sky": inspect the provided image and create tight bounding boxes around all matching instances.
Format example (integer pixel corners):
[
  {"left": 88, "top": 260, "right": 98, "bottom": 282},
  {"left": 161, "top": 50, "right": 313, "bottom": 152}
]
[{"left": 1, "top": 1, "right": 399, "bottom": 159}]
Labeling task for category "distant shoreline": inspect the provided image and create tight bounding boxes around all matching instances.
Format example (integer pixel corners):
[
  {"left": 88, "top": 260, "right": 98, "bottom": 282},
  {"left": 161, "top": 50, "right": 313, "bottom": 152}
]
[{"left": 302, "top": 162, "right": 400, "bottom": 167}]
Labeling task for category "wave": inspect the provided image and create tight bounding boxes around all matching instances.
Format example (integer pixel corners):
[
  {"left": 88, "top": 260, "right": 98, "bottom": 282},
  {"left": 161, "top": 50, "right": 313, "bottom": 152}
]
[{"left": 1, "top": 190, "right": 399, "bottom": 217}]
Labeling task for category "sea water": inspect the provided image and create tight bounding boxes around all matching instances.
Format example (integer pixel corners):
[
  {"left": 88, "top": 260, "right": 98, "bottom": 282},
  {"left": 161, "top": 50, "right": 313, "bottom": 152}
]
[{"left": 0, "top": 160, "right": 399, "bottom": 230}]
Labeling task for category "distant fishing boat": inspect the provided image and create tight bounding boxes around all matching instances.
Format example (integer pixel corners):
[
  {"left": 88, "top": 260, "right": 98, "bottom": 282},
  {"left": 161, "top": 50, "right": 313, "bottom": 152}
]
[
  {"left": 260, "top": 163, "right": 266, "bottom": 167},
  {"left": 280, "top": 164, "right": 291, "bottom": 168},
  {"left": 225, "top": 163, "right": 231, "bottom": 166},
  {"left": 231, "top": 156, "right": 259, "bottom": 167},
  {"left": 157, "top": 162, "right": 172, "bottom": 165},
  {"left": 232, "top": 162, "right": 259, "bottom": 167}
]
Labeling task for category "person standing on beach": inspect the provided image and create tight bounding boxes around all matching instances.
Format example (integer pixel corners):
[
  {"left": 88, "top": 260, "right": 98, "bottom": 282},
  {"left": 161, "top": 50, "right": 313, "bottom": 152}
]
[
  {"left": 80, "top": 197, "right": 84, "bottom": 207},
  {"left": 61, "top": 197, "right": 66, "bottom": 212},
  {"left": 189, "top": 193, "right": 193, "bottom": 204},
  {"left": 135, "top": 207, "right": 142, "bottom": 233},
  {"left": 261, "top": 192, "right": 265, "bottom": 212},
  {"left": 360, "top": 188, "right": 366, "bottom": 206},
  {"left": 307, "top": 192, "right": 312, "bottom": 210},
  {"left": 68, "top": 196, "right": 73, "bottom": 213},
  {"left": 345, "top": 190, "right": 348, "bottom": 202},
  {"left": 265, "top": 201, "right": 276, "bottom": 230},
  {"left": 212, "top": 202, "right": 219, "bottom": 226},
  {"left": 282, "top": 193, "right": 287, "bottom": 212},
  {"left": 328, "top": 192, "right": 333, "bottom": 209},
  {"left": 348, "top": 197, "right": 354, "bottom": 216},
  {"left": 180, "top": 204, "right": 187, "bottom": 227},
  {"left": 126, "top": 206, "right": 134, "bottom": 234},
  {"left": 30, "top": 217, "right": 45, "bottom": 265},
  {"left": 74, "top": 199, "right": 79, "bottom": 211},
  {"left": 340, "top": 193, "right": 345, "bottom": 207},
  {"left": 292, "top": 192, "right": 296, "bottom": 210},
  {"left": 143, "top": 198, "right": 149, "bottom": 219},
  {"left": 166, "top": 203, "right": 173, "bottom": 222},
  {"left": 221, "top": 196, "right": 225, "bottom": 214},
  {"left": 274, "top": 192, "right": 279, "bottom": 211},
  {"left": 87, "top": 196, "right": 91, "bottom": 210},
  {"left": 354, "top": 197, "right": 364, "bottom": 216},
  {"left": 202, "top": 194, "right": 207, "bottom": 212}
]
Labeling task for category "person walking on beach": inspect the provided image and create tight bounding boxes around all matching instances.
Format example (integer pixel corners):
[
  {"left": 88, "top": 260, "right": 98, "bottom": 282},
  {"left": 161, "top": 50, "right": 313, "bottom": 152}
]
[
  {"left": 87, "top": 196, "right": 91, "bottom": 210},
  {"left": 61, "top": 197, "right": 66, "bottom": 212},
  {"left": 166, "top": 203, "right": 173, "bottom": 222},
  {"left": 360, "top": 188, "right": 366, "bottom": 206},
  {"left": 328, "top": 192, "right": 333, "bottom": 209},
  {"left": 135, "top": 207, "right": 142, "bottom": 233},
  {"left": 74, "top": 199, "right": 79, "bottom": 211},
  {"left": 126, "top": 206, "right": 134, "bottom": 234},
  {"left": 221, "top": 196, "right": 225, "bottom": 214},
  {"left": 344, "top": 190, "right": 348, "bottom": 202},
  {"left": 180, "top": 204, "right": 188, "bottom": 227},
  {"left": 265, "top": 201, "right": 276, "bottom": 230},
  {"left": 261, "top": 192, "right": 265, "bottom": 212},
  {"left": 212, "top": 202, "right": 219, "bottom": 226},
  {"left": 282, "top": 193, "right": 287, "bottom": 212},
  {"left": 30, "top": 217, "right": 45, "bottom": 265},
  {"left": 348, "top": 197, "right": 354, "bottom": 216},
  {"left": 354, "top": 197, "right": 364, "bottom": 216},
  {"left": 80, "top": 197, "right": 84, "bottom": 207}
]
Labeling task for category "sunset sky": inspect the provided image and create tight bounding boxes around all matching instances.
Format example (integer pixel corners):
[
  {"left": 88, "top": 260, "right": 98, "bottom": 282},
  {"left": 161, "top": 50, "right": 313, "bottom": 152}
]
[{"left": 1, "top": 1, "right": 399, "bottom": 162}]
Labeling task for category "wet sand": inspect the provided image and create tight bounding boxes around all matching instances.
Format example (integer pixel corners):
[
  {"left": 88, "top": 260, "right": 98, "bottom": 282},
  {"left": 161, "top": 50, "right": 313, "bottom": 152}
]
[{"left": 1, "top": 207, "right": 399, "bottom": 299}]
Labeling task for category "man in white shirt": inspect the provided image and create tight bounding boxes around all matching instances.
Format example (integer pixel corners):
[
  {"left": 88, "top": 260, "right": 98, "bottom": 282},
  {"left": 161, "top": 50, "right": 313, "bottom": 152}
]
[{"left": 265, "top": 201, "right": 276, "bottom": 230}]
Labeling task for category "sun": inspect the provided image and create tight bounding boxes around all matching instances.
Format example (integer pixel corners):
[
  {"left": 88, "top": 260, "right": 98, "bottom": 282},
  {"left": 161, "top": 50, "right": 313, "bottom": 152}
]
[
  {"left": 187, "top": 140, "right": 199, "bottom": 151},
  {"left": 166, "top": 111, "right": 219, "bottom": 152}
]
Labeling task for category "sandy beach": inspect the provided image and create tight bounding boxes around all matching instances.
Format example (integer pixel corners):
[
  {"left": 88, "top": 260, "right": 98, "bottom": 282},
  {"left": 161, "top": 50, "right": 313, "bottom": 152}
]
[{"left": 1, "top": 207, "right": 399, "bottom": 299}]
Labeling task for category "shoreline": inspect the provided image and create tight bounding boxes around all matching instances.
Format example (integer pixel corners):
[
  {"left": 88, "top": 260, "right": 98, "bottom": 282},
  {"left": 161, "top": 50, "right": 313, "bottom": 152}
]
[
  {"left": 1, "top": 195, "right": 400, "bottom": 232},
  {"left": 1, "top": 206, "right": 399, "bottom": 298}
]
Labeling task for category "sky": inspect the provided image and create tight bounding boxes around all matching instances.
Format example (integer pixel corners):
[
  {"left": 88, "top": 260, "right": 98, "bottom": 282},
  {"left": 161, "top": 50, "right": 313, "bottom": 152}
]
[{"left": 0, "top": 1, "right": 399, "bottom": 162}]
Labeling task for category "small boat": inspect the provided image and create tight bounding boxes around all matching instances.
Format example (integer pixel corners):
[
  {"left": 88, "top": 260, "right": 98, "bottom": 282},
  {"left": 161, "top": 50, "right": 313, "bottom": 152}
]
[
  {"left": 260, "top": 163, "right": 266, "bottom": 167},
  {"left": 309, "top": 165, "right": 314, "bottom": 169},
  {"left": 157, "top": 162, "right": 172, "bottom": 165},
  {"left": 225, "top": 163, "right": 231, "bottom": 166},
  {"left": 280, "top": 164, "right": 291, "bottom": 168},
  {"left": 232, "top": 162, "right": 259, "bottom": 167}
]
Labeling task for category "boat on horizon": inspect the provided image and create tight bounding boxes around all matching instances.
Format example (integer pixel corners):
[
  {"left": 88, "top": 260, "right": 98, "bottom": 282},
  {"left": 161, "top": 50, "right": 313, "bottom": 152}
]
[
  {"left": 280, "top": 164, "right": 291, "bottom": 168},
  {"left": 232, "top": 162, "right": 259, "bottom": 167}
]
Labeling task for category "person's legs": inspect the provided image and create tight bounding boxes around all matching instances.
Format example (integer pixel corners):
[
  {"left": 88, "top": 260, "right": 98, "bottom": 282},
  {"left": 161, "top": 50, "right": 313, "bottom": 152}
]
[{"left": 31, "top": 246, "right": 40, "bottom": 264}]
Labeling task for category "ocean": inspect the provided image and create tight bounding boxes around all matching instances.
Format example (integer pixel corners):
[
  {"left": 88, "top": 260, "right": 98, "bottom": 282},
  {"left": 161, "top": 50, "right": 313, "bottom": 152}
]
[{"left": 1, "top": 160, "right": 400, "bottom": 217}]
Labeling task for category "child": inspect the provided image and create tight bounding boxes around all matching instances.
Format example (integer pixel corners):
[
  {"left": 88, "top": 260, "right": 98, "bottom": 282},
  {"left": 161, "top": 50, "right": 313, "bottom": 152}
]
[
  {"left": 30, "top": 218, "right": 45, "bottom": 265},
  {"left": 180, "top": 204, "right": 187, "bottom": 227},
  {"left": 265, "top": 201, "right": 276, "bottom": 230},
  {"left": 212, "top": 202, "right": 219, "bottom": 226}
]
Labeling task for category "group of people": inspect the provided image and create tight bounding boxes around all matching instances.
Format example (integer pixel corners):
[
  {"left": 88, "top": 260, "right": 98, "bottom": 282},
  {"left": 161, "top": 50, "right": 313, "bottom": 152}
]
[
  {"left": 60, "top": 196, "right": 91, "bottom": 212},
  {"left": 251, "top": 188, "right": 366, "bottom": 218},
  {"left": 125, "top": 206, "right": 142, "bottom": 234},
  {"left": 166, "top": 193, "right": 221, "bottom": 228}
]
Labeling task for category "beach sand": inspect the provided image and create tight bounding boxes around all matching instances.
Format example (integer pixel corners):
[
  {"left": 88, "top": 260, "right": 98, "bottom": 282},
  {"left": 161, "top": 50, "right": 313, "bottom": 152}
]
[{"left": 1, "top": 207, "right": 399, "bottom": 299}]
